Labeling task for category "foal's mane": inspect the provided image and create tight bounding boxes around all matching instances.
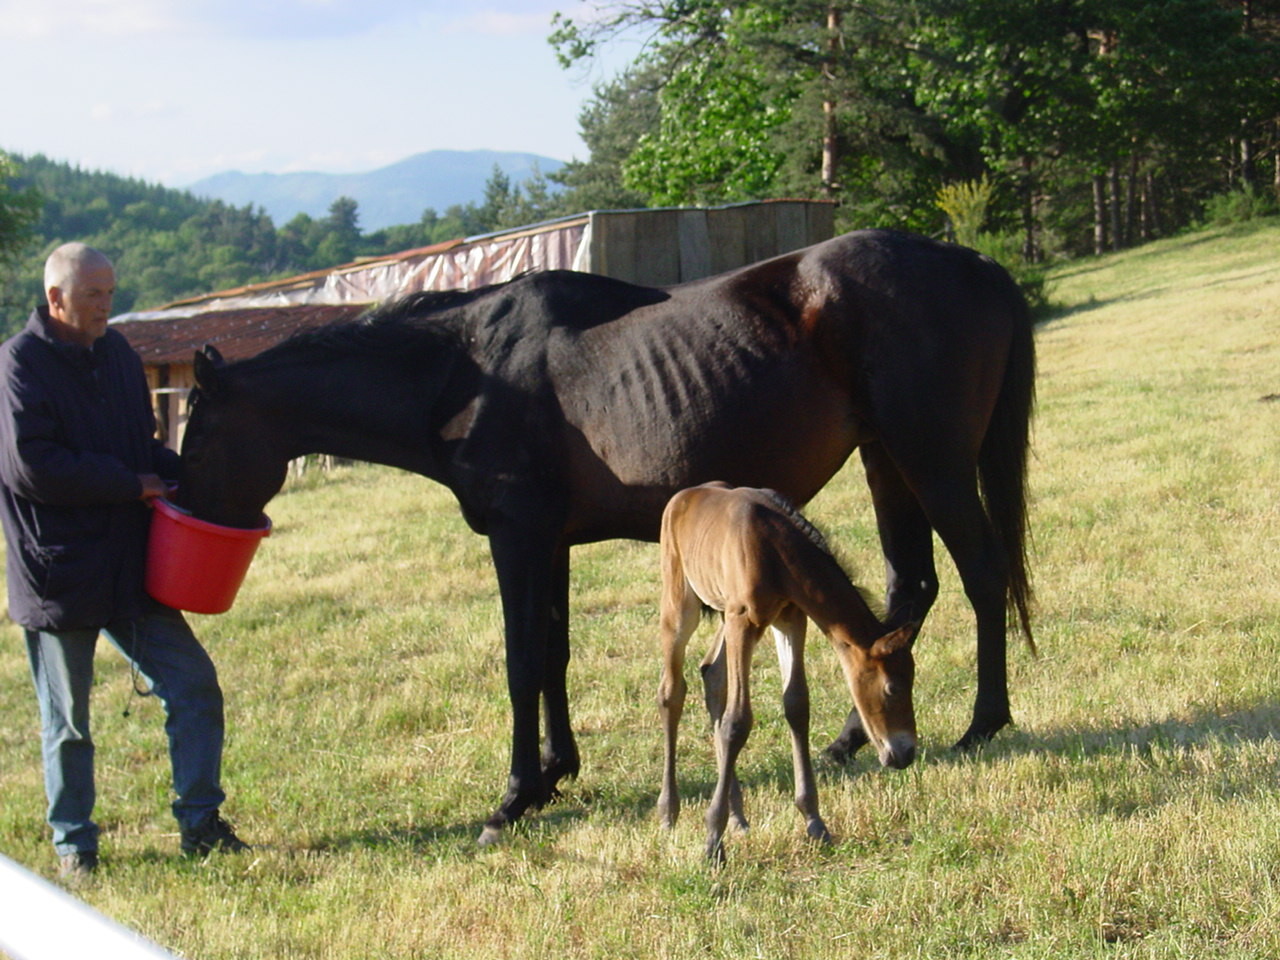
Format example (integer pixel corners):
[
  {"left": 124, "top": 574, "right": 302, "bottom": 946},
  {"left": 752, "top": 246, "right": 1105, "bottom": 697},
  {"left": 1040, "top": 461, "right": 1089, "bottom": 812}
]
[
  {"left": 758, "top": 489, "right": 835, "bottom": 556},
  {"left": 758, "top": 489, "right": 882, "bottom": 615}
]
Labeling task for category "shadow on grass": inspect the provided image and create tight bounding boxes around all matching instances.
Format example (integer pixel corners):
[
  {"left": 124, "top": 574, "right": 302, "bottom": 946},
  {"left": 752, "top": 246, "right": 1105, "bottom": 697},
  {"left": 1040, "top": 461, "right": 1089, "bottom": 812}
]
[
  {"left": 302, "top": 700, "right": 1280, "bottom": 854},
  {"left": 999, "top": 700, "right": 1280, "bottom": 762}
]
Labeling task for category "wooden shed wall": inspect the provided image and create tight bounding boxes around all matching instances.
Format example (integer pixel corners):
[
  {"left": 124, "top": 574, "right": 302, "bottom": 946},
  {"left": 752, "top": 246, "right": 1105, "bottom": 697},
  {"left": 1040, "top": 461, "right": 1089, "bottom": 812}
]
[{"left": 584, "top": 201, "right": 834, "bottom": 286}]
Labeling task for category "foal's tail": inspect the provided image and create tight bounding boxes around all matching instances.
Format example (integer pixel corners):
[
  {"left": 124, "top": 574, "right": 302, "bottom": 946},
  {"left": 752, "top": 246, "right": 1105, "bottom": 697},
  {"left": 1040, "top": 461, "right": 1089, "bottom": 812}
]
[{"left": 980, "top": 272, "right": 1036, "bottom": 653}]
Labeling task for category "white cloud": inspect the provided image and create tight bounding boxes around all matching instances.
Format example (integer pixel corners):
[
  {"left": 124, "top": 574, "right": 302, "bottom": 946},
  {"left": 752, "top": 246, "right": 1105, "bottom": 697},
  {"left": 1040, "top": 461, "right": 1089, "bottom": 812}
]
[
  {"left": 0, "top": 0, "right": 183, "bottom": 39},
  {"left": 444, "top": 10, "right": 557, "bottom": 37}
]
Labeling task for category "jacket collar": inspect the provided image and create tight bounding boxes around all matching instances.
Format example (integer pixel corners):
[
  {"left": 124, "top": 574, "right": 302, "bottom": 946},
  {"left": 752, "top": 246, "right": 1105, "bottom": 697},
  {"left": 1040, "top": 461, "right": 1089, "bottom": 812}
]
[{"left": 27, "top": 306, "right": 106, "bottom": 369}]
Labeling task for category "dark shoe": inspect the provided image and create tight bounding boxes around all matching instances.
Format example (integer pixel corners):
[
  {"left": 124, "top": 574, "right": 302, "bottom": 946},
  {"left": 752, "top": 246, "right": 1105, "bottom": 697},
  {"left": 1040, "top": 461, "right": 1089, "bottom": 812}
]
[
  {"left": 58, "top": 850, "right": 98, "bottom": 881},
  {"left": 180, "top": 811, "right": 250, "bottom": 856}
]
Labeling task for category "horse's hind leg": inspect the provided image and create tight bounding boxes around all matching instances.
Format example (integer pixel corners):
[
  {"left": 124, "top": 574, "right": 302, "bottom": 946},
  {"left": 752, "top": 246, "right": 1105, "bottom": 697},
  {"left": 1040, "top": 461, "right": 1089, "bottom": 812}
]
[
  {"left": 827, "top": 443, "right": 938, "bottom": 763},
  {"left": 540, "top": 548, "right": 580, "bottom": 791},
  {"left": 773, "top": 609, "right": 830, "bottom": 845},
  {"left": 699, "top": 624, "right": 747, "bottom": 833},
  {"left": 912, "top": 470, "right": 1012, "bottom": 749}
]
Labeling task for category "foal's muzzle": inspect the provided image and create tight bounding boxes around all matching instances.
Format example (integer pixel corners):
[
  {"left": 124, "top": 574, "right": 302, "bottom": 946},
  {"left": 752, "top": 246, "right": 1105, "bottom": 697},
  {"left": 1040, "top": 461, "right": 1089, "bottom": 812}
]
[{"left": 878, "top": 734, "right": 917, "bottom": 769}]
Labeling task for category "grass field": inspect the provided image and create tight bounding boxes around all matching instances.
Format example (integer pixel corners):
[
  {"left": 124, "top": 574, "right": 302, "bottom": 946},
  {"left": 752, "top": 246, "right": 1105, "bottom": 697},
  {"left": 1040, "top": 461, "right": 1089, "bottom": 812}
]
[{"left": 2, "top": 218, "right": 1280, "bottom": 958}]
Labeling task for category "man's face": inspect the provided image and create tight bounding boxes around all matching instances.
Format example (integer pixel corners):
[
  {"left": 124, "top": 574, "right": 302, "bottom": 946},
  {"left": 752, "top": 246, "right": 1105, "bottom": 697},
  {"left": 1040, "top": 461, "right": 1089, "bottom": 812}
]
[{"left": 48, "top": 262, "right": 115, "bottom": 347}]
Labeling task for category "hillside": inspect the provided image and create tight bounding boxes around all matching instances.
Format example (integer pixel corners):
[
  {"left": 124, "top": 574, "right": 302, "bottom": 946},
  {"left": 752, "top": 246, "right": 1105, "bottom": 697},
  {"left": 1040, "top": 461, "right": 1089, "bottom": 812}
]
[{"left": 186, "top": 149, "right": 565, "bottom": 231}]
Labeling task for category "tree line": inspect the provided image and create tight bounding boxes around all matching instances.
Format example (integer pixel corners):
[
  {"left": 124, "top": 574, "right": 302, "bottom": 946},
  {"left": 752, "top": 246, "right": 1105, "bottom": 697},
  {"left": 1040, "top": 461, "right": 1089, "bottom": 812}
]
[
  {"left": 0, "top": 155, "right": 568, "bottom": 333},
  {"left": 553, "top": 0, "right": 1280, "bottom": 263}
]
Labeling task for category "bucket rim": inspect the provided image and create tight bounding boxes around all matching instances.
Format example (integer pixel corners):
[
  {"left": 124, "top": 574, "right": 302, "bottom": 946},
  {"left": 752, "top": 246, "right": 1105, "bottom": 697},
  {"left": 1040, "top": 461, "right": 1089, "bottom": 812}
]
[{"left": 153, "top": 497, "right": 271, "bottom": 538}]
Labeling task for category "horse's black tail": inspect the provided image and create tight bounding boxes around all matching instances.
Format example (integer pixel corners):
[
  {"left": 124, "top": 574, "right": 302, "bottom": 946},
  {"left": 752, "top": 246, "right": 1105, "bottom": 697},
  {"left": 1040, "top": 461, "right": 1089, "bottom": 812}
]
[{"left": 979, "top": 272, "right": 1036, "bottom": 653}]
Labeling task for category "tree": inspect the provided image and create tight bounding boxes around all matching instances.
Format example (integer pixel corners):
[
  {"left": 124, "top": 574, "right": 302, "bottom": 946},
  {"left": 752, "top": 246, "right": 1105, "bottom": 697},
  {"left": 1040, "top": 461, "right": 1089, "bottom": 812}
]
[
  {"left": 553, "top": 0, "right": 1280, "bottom": 254},
  {"left": 0, "top": 152, "right": 43, "bottom": 322},
  {"left": 548, "top": 64, "right": 662, "bottom": 212}
]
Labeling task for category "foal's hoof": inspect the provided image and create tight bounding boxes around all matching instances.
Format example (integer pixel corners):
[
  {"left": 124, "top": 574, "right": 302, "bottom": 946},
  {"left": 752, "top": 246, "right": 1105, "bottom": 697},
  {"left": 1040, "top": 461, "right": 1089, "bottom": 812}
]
[
  {"left": 822, "top": 740, "right": 860, "bottom": 766},
  {"left": 477, "top": 824, "right": 504, "bottom": 847}
]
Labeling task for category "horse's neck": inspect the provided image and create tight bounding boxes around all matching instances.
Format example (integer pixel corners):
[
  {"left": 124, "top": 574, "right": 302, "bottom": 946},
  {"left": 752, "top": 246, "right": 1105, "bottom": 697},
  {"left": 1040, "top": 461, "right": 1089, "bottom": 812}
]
[{"left": 248, "top": 358, "right": 444, "bottom": 477}]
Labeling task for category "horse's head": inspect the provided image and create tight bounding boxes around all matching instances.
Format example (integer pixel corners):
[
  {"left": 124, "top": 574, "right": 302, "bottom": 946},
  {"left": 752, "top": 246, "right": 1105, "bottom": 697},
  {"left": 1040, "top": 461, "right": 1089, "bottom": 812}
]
[
  {"left": 844, "top": 621, "right": 919, "bottom": 769},
  {"left": 178, "top": 345, "right": 290, "bottom": 529}
]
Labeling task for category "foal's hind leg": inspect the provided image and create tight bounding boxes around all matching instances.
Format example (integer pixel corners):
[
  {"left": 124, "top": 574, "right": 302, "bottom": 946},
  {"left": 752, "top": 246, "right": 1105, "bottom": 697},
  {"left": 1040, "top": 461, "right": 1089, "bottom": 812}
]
[
  {"left": 773, "top": 608, "right": 831, "bottom": 845},
  {"left": 657, "top": 582, "right": 701, "bottom": 829},
  {"left": 699, "top": 623, "right": 747, "bottom": 833},
  {"left": 827, "top": 443, "right": 938, "bottom": 764}
]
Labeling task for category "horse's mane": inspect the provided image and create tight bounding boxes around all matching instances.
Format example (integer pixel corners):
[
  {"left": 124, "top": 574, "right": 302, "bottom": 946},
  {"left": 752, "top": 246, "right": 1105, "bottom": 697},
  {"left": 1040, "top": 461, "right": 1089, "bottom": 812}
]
[{"left": 242, "top": 285, "right": 508, "bottom": 370}]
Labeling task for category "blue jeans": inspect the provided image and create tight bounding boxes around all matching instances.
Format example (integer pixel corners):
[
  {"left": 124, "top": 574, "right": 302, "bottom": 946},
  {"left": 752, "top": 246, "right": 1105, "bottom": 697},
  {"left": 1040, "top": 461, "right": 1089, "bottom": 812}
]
[{"left": 25, "top": 600, "right": 227, "bottom": 856}]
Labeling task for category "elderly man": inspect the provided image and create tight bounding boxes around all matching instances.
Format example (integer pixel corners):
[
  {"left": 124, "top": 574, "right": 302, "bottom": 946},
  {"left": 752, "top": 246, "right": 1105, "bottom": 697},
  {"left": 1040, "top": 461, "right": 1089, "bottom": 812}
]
[{"left": 0, "top": 242, "right": 247, "bottom": 880}]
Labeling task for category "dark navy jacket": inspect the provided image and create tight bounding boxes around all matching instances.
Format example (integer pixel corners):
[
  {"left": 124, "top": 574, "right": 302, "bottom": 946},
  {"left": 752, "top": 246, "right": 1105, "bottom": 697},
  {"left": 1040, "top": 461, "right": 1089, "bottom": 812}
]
[{"left": 0, "top": 307, "right": 181, "bottom": 630}]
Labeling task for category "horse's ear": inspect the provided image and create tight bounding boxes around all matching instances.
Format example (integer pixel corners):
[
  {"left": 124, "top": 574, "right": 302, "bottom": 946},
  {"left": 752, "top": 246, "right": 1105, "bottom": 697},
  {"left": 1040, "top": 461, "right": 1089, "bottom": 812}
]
[
  {"left": 871, "top": 621, "right": 920, "bottom": 658},
  {"left": 193, "top": 344, "right": 225, "bottom": 396}
]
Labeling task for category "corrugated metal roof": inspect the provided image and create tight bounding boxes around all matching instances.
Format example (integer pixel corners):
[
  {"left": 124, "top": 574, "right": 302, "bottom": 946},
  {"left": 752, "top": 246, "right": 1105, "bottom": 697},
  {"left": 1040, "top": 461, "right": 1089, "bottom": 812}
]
[
  {"left": 152, "top": 237, "right": 468, "bottom": 312},
  {"left": 113, "top": 303, "right": 366, "bottom": 366}
]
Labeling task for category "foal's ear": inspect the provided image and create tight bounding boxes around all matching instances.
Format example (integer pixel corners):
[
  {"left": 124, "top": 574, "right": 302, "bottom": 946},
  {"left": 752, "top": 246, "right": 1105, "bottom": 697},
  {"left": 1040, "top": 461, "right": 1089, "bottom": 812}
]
[
  {"left": 871, "top": 620, "right": 921, "bottom": 658},
  {"left": 193, "top": 344, "right": 226, "bottom": 395}
]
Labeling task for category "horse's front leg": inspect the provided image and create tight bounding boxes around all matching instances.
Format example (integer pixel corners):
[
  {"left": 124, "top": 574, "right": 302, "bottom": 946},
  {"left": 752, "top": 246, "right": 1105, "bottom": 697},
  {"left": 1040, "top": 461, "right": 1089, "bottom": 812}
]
[
  {"left": 478, "top": 522, "right": 561, "bottom": 846},
  {"left": 539, "top": 546, "right": 580, "bottom": 792},
  {"left": 827, "top": 444, "right": 938, "bottom": 764}
]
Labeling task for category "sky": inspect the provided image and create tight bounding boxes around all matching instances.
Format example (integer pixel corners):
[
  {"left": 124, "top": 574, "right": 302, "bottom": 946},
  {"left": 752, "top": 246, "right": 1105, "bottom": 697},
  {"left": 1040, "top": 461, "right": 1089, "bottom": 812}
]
[{"left": 0, "top": 0, "right": 641, "bottom": 189}]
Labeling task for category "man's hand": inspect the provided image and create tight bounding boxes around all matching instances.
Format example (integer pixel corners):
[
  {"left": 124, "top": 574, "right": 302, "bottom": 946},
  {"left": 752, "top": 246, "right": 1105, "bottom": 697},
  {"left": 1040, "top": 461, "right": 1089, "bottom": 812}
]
[{"left": 138, "top": 473, "right": 169, "bottom": 501}]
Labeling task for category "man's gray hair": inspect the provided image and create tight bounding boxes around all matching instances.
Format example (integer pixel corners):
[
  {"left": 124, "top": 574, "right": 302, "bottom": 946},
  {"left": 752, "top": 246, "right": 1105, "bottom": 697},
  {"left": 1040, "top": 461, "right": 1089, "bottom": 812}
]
[{"left": 44, "top": 242, "right": 113, "bottom": 295}]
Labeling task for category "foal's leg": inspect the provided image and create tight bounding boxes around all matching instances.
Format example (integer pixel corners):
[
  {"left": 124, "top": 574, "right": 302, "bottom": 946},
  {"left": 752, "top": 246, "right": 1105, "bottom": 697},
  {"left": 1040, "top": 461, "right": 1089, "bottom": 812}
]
[
  {"left": 657, "top": 583, "right": 701, "bottom": 829},
  {"left": 773, "top": 609, "right": 831, "bottom": 845},
  {"left": 699, "top": 623, "right": 747, "bottom": 833},
  {"left": 827, "top": 443, "right": 938, "bottom": 764},
  {"left": 706, "top": 616, "right": 760, "bottom": 864}
]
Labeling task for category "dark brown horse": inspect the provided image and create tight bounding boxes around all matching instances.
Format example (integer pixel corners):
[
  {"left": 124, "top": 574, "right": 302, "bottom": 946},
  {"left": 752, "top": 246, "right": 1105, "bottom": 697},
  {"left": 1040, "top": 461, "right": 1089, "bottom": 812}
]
[
  {"left": 178, "top": 229, "right": 1035, "bottom": 844},
  {"left": 657, "top": 482, "right": 918, "bottom": 863}
]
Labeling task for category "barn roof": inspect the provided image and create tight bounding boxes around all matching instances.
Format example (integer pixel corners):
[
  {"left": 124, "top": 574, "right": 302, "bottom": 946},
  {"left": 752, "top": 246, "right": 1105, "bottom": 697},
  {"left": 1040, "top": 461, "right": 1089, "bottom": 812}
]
[
  {"left": 113, "top": 303, "right": 366, "bottom": 366},
  {"left": 111, "top": 201, "right": 837, "bottom": 369}
]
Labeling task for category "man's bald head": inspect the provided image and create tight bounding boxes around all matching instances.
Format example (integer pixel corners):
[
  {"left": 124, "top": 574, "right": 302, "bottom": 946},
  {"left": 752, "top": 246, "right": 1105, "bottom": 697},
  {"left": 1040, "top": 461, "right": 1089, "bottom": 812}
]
[
  {"left": 44, "top": 243, "right": 116, "bottom": 347},
  {"left": 44, "top": 242, "right": 113, "bottom": 296}
]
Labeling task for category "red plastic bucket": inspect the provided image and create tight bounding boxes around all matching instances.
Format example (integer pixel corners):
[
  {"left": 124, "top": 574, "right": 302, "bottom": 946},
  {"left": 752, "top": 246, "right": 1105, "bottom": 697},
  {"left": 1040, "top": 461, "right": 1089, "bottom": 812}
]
[{"left": 145, "top": 498, "right": 272, "bottom": 614}]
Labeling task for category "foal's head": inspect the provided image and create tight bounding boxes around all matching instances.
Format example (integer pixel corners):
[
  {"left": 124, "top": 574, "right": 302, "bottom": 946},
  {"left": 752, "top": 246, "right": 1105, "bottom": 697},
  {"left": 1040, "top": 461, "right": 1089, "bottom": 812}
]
[{"left": 843, "top": 622, "right": 919, "bottom": 769}]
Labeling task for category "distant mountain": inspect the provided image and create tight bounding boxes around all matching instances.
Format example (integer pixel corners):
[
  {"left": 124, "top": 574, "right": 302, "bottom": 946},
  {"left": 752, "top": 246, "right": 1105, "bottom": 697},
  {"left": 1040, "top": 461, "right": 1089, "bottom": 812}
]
[{"left": 186, "top": 149, "right": 565, "bottom": 232}]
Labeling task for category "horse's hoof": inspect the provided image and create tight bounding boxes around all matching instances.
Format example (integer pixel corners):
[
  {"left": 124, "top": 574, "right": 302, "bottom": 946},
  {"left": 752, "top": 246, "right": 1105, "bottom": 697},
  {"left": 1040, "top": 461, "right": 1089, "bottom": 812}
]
[
  {"left": 807, "top": 820, "right": 833, "bottom": 846},
  {"left": 705, "top": 839, "right": 727, "bottom": 866},
  {"left": 953, "top": 716, "right": 1010, "bottom": 753},
  {"left": 476, "top": 824, "right": 504, "bottom": 847}
]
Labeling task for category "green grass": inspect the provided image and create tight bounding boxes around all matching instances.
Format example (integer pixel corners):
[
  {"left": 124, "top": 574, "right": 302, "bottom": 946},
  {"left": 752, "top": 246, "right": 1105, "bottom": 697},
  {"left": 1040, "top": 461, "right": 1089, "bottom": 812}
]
[{"left": 3, "top": 218, "right": 1280, "bottom": 957}]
